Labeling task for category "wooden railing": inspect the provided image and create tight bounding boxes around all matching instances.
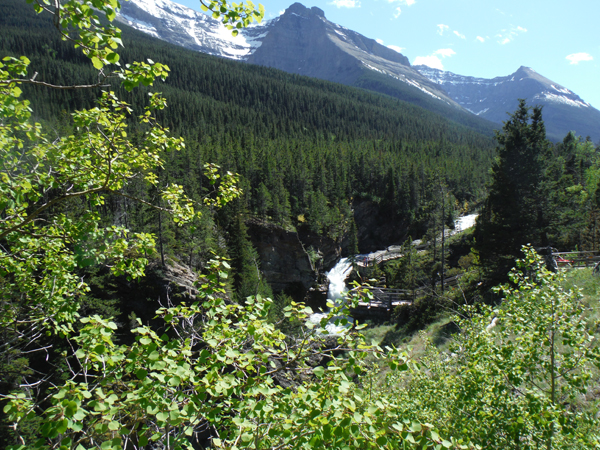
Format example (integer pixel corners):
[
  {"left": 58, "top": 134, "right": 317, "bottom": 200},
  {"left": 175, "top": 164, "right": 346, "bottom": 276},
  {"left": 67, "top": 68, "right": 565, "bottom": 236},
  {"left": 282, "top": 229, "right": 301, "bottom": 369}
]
[
  {"left": 349, "top": 273, "right": 465, "bottom": 318},
  {"left": 349, "top": 249, "right": 600, "bottom": 320},
  {"left": 354, "top": 251, "right": 403, "bottom": 267},
  {"left": 552, "top": 251, "right": 600, "bottom": 268}
]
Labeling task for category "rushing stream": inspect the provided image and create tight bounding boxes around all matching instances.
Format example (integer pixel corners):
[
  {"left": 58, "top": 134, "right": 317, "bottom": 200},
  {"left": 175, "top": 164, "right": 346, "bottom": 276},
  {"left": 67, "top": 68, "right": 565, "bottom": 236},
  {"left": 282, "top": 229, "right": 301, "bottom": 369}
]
[{"left": 307, "top": 214, "right": 479, "bottom": 333}]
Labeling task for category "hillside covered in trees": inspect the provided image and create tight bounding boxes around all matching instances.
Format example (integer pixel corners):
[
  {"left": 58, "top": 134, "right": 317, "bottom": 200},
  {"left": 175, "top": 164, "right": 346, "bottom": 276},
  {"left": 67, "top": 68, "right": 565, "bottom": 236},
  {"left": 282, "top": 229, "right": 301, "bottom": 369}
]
[
  {"left": 0, "top": 0, "right": 495, "bottom": 243},
  {"left": 1, "top": 0, "right": 599, "bottom": 448}
]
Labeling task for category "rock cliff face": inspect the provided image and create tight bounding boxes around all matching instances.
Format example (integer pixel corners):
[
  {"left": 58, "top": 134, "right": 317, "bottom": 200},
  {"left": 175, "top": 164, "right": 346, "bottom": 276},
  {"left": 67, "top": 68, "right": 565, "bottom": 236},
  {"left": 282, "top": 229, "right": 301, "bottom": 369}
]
[
  {"left": 246, "top": 219, "right": 343, "bottom": 301},
  {"left": 246, "top": 3, "right": 456, "bottom": 106},
  {"left": 352, "top": 199, "right": 409, "bottom": 253},
  {"left": 246, "top": 220, "right": 316, "bottom": 295},
  {"left": 82, "top": 258, "right": 214, "bottom": 342}
]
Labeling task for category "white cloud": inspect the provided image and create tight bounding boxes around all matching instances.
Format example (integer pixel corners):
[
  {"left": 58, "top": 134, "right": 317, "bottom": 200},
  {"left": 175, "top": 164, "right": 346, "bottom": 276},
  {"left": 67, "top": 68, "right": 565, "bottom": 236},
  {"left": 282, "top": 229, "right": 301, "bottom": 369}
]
[
  {"left": 330, "top": 0, "right": 361, "bottom": 8},
  {"left": 393, "top": 7, "right": 402, "bottom": 18},
  {"left": 388, "top": 45, "right": 405, "bottom": 53},
  {"left": 376, "top": 38, "right": 384, "bottom": 44},
  {"left": 476, "top": 36, "right": 485, "bottom": 43},
  {"left": 437, "top": 24, "right": 449, "bottom": 36},
  {"left": 496, "top": 25, "right": 527, "bottom": 45},
  {"left": 566, "top": 52, "right": 593, "bottom": 65},
  {"left": 414, "top": 48, "right": 456, "bottom": 70},
  {"left": 434, "top": 48, "right": 456, "bottom": 58},
  {"left": 413, "top": 55, "right": 443, "bottom": 70},
  {"left": 453, "top": 30, "right": 466, "bottom": 39},
  {"left": 388, "top": 0, "right": 415, "bottom": 4}
]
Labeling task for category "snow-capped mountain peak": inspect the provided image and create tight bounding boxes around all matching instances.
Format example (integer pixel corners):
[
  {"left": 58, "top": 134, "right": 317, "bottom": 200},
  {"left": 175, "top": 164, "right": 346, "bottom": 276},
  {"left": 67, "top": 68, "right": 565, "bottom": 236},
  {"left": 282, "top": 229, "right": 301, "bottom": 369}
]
[
  {"left": 117, "top": 0, "right": 600, "bottom": 142},
  {"left": 117, "top": 0, "right": 271, "bottom": 60},
  {"left": 414, "top": 65, "right": 600, "bottom": 141}
]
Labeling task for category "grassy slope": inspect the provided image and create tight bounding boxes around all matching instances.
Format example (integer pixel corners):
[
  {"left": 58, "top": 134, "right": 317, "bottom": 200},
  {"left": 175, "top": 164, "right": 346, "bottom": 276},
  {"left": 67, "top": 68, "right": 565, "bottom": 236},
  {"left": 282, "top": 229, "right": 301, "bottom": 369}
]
[{"left": 366, "top": 267, "right": 600, "bottom": 357}]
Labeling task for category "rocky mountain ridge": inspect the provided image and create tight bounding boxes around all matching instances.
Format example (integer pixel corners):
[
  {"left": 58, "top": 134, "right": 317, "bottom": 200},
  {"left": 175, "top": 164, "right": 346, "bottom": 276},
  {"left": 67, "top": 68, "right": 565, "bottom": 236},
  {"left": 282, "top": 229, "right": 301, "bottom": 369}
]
[
  {"left": 116, "top": 0, "right": 495, "bottom": 134},
  {"left": 415, "top": 65, "right": 600, "bottom": 142},
  {"left": 117, "top": 0, "right": 599, "bottom": 141},
  {"left": 117, "top": 0, "right": 455, "bottom": 105},
  {"left": 116, "top": 0, "right": 269, "bottom": 59},
  {"left": 244, "top": 3, "right": 457, "bottom": 108}
]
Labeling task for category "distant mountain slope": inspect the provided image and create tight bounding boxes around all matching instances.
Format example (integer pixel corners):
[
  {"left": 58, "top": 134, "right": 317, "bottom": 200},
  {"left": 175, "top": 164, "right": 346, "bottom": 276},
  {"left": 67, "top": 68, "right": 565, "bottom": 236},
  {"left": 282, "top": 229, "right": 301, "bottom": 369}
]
[
  {"left": 246, "top": 4, "right": 448, "bottom": 102},
  {"left": 415, "top": 65, "right": 600, "bottom": 142},
  {"left": 0, "top": 0, "right": 497, "bottom": 254},
  {"left": 117, "top": 0, "right": 496, "bottom": 135},
  {"left": 116, "top": 0, "right": 599, "bottom": 143},
  {"left": 0, "top": 0, "right": 494, "bottom": 151}
]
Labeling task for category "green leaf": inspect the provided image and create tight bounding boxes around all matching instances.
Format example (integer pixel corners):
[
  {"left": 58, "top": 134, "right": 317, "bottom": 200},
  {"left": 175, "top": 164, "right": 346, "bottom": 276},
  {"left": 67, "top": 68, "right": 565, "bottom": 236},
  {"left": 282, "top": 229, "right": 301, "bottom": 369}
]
[
  {"left": 91, "top": 56, "right": 103, "bottom": 69},
  {"left": 56, "top": 419, "right": 68, "bottom": 434},
  {"left": 376, "top": 436, "right": 388, "bottom": 446}
]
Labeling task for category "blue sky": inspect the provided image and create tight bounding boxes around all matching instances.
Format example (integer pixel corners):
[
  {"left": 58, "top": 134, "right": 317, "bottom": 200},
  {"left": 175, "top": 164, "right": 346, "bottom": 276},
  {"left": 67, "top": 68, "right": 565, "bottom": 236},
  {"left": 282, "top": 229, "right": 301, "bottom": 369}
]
[{"left": 179, "top": 0, "right": 599, "bottom": 112}]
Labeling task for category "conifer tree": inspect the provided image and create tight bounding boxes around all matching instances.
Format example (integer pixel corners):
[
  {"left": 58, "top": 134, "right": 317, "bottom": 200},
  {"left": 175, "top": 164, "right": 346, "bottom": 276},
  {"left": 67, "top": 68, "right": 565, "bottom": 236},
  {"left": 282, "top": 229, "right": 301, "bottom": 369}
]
[{"left": 475, "top": 99, "right": 549, "bottom": 285}]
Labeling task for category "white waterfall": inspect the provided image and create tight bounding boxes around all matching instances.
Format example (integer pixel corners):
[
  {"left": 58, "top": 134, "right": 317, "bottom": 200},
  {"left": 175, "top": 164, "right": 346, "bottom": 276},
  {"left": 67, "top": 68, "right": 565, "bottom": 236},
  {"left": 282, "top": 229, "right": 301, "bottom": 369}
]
[
  {"left": 326, "top": 257, "right": 353, "bottom": 302},
  {"left": 308, "top": 257, "right": 354, "bottom": 334},
  {"left": 306, "top": 214, "right": 478, "bottom": 334},
  {"left": 453, "top": 213, "right": 478, "bottom": 234}
]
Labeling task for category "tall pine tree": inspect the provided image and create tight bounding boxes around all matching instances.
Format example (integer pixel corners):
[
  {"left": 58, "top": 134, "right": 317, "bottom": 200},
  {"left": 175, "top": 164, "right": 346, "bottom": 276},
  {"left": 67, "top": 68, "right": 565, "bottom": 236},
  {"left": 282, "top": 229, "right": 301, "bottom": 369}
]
[{"left": 475, "top": 99, "right": 549, "bottom": 286}]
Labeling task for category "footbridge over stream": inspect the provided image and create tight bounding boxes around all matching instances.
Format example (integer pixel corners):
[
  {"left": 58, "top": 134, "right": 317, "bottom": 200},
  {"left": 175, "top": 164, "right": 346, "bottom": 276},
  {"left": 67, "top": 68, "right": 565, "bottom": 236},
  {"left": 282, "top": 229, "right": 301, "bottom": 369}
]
[
  {"left": 349, "top": 274, "right": 463, "bottom": 320},
  {"left": 349, "top": 287, "right": 413, "bottom": 320},
  {"left": 349, "top": 250, "right": 600, "bottom": 321}
]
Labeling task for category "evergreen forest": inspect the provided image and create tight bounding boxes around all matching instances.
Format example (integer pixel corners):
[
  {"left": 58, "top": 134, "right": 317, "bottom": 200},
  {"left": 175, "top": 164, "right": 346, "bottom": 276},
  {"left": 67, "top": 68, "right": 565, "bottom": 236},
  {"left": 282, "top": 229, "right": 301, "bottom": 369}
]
[{"left": 1, "top": 0, "right": 600, "bottom": 448}]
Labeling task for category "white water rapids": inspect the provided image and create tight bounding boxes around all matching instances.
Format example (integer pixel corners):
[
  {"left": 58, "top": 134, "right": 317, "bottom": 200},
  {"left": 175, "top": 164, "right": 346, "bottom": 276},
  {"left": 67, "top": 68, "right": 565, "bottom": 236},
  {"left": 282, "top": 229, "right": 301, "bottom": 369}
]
[
  {"left": 307, "top": 257, "right": 354, "bottom": 334},
  {"left": 307, "top": 214, "right": 478, "bottom": 333},
  {"left": 453, "top": 213, "right": 478, "bottom": 234}
]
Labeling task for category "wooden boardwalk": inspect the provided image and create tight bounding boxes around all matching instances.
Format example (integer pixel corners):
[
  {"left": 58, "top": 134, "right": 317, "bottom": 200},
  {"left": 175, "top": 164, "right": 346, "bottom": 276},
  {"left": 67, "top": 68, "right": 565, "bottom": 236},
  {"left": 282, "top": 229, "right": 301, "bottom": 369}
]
[
  {"left": 348, "top": 274, "right": 463, "bottom": 320},
  {"left": 347, "top": 247, "right": 600, "bottom": 320},
  {"left": 350, "top": 287, "right": 412, "bottom": 320},
  {"left": 354, "top": 250, "right": 403, "bottom": 267}
]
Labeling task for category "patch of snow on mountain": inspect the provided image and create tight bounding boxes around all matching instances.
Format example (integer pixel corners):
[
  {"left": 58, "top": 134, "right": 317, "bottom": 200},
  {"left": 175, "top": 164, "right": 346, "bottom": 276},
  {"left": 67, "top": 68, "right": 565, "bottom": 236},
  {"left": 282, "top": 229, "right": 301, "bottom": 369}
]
[
  {"left": 123, "top": 0, "right": 270, "bottom": 60},
  {"left": 535, "top": 92, "right": 590, "bottom": 108},
  {"left": 551, "top": 85, "right": 572, "bottom": 95},
  {"left": 133, "top": 0, "right": 167, "bottom": 18},
  {"left": 120, "top": 14, "right": 160, "bottom": 38},
  {"left": 363, "top": 63, "right": 444, "bottom": 102},
  {"left": 362, "top": 62, "right": 385, "bottom": 74},
  {"left": 415, "top": 67, "right": 499, "bottom": 87},
  {"left": 245, "top": 30, "right": 269, "bottom": 48},
  {"left": 404, "top": 79, "right": 443, "bottom": 101}
]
